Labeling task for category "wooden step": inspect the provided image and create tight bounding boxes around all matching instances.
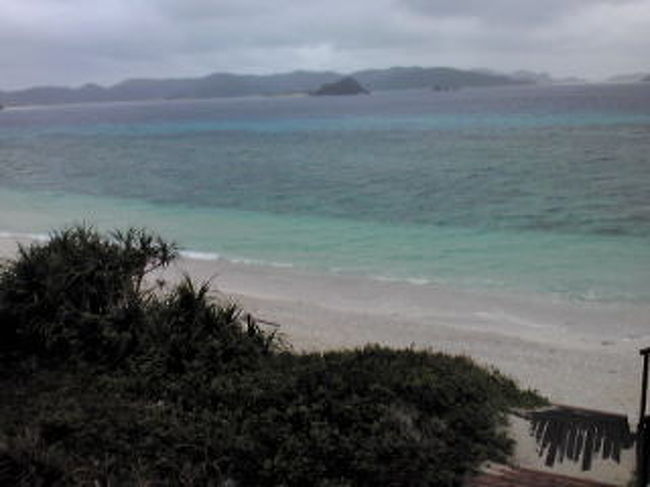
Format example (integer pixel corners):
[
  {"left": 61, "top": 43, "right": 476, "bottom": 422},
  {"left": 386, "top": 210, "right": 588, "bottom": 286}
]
[{"left": 465, "top": 465, "right": 618, "bottom": 487}]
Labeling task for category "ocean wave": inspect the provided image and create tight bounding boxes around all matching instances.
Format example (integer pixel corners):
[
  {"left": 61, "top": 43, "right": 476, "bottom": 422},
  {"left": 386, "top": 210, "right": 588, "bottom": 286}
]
[
  {"left": 229, "top": 257, "right": 295, "bottom": 269},
  {"left": 180, "top": 249, "right": 294, "bottom": 269},
  {"left": 179, "top": 250, "right": 221, "bottom": 261}
]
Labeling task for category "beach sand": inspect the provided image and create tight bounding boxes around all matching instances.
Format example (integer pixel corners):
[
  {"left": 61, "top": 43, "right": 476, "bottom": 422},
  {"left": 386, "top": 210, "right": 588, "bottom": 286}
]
[
  {"left": 159, "top": 256, "right": 647, "bottom": 415},
  {"left": 1, "top": 234, "right": 646, "bottom": 484},
  {"left": 166, "top": 256, "right": 648, "bottom": 485}
]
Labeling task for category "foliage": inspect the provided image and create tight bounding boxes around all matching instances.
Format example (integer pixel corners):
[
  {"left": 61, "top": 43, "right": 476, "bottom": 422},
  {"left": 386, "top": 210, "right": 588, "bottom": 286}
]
[
  {"left": 0, "top": 226, "right": 545, "bottom": 486},
  {"left": 194, "top": 348, "right": 541, "bottom": 486},
  {"left": 142, "top": 277, "right": 276, "bottom": 374},
  {"left": 0, "top": 226, "right": 175, "bottom": 366}
]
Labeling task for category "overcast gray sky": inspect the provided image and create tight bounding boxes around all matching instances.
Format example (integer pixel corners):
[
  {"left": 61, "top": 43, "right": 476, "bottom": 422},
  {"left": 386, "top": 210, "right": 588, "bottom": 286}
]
[{"left": 2, "top": 0, "right": 649, "bottom": 90}]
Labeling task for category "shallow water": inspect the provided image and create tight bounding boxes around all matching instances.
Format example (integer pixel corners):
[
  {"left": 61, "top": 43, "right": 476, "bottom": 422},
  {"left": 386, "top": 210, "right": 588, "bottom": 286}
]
[{"left": 0, "top": 84, "right": 649, "bottom": 303}]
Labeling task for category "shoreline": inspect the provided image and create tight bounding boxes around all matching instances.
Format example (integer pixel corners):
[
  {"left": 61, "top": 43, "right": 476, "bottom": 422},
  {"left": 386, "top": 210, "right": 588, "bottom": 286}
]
[
  {"left": 2, "top": 234, "right": 646, "bottom": 419},
  {"left": 164, "top": 255, "right": 646, "bottom": 417}
]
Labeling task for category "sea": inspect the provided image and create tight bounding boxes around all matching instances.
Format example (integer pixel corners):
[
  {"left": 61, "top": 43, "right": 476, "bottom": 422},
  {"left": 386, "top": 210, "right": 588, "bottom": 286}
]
[{"left": 1, "top": 83, "right": 649, "bottom": 306}]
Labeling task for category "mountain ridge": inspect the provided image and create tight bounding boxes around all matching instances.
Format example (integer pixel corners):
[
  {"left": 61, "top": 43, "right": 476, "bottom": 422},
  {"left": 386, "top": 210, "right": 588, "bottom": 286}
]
[{"left": 0, "top": 66, "right": 528, "bottom": 106}]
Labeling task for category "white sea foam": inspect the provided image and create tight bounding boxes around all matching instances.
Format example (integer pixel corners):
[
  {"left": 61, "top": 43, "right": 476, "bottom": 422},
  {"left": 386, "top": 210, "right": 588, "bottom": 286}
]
[
  {"left": 229, "top": 257, "right": 295, "bottom": 269},
  {"left": 180, "top": 250, "right": 221, "bottom": 261},
  {"left": 180, "top": 249, "right": 294, "bottom": 269}
]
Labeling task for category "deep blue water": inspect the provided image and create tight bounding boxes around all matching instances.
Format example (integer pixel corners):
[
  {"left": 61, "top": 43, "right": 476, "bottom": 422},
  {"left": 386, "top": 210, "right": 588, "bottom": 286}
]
[{"left": 0, "top": 84, "right": 649, "bottom": 302}]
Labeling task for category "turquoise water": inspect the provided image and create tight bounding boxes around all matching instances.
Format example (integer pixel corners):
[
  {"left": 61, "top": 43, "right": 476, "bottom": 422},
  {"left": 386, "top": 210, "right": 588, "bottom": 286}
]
[{"left": 0, "top": 84, "right": 649, "bottom": 302}]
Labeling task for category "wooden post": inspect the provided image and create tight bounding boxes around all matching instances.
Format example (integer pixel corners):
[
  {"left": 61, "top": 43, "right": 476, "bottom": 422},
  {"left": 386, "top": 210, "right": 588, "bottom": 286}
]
[{"left": 638, "top": 348, "right": 650, "bottom": 487}]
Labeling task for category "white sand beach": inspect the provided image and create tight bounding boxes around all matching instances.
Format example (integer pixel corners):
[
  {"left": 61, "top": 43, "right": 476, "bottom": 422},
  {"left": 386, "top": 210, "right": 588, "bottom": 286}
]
[{"left": 1, "top": 234, "right": 646, "bottom": 483}]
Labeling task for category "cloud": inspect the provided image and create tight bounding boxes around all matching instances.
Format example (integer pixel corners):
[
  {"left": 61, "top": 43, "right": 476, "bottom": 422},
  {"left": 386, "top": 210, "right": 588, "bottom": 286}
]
[
  {"left": 399, "top": 0, "right": 641, "bottom": 27},
  {"left": 1, "top": 0, "right": 649, "bottom": 89}
]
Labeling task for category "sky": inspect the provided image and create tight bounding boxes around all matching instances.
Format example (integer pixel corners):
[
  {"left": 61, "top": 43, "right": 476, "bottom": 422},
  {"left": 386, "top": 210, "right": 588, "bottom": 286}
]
[{"left": 1, "top": 0, "right": 649, "bottom": 90}]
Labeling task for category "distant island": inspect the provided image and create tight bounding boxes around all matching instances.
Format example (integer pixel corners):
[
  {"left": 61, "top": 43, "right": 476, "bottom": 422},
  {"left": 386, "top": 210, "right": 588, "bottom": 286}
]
[
  {"left": 311, "top": 76, "right": 369, "bottom": 96},
  {"left": 0, "top": 66, "right": 530, "bottom": 107}
]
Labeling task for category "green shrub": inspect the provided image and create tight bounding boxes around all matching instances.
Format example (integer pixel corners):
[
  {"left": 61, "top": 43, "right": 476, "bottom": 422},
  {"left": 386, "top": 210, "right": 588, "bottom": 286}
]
[
  {"left": 0, "top": 347, "right": 542, "bottom": 486},
  {"left": 0, "top": 225, "right": 276, "bottom": 371},
  {"left": 0, "top": 226, "right": 545, "bottom": 486},
  {"left": 0, "top": 225, "right": 176, "bottom": 365},
  {"left": 128, "top": 277, "right": 278, "bottom": 400},
  {"left": 194, "top": 347, "right": 539, "bottom": 486}
]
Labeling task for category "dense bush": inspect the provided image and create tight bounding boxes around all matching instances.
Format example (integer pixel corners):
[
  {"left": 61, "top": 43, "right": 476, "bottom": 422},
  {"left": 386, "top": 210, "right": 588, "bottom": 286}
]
[
  {"left": 0, "top": 226, "right": 175, "bottom": 365},
  {"left": 0, "top": 226, "right": 544, "bottom": 486},
  {"left": 0, "top": 225, "right": 274, "bottom": 371}
]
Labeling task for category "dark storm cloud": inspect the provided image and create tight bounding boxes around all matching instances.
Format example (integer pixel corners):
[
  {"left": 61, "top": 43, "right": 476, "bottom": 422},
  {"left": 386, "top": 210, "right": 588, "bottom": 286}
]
[{"left": 1, "top": 0, "right": 649, "bottom": 89}]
